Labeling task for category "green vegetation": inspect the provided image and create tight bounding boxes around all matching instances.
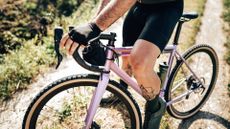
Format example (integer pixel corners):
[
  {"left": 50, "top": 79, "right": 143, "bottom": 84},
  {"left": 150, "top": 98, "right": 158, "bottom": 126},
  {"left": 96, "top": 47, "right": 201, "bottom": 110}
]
[
  {"left": 0, "top": 0, "right": 90, "bottom": 54},
  {"left": 223, "top": 0, "right": 230, "bottom": 96},
  {"left": 223, "top": 0, "right": 230, "bottom": 65},
  {"left": 0, "top": 0, "right": 99, "bottom": 101},
  {"left": 0, "top": 37, "right": 55, "bottom": 99},
  {"left": 58, "top": 103, "right": 72, "bottom": 122},
  {"left": 179, "top": 0, "right": 207, "bottom": 51}
]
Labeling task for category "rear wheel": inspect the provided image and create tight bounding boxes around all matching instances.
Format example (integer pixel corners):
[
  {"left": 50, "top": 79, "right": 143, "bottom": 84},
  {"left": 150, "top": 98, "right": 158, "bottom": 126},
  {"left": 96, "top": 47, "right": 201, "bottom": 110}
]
[
  {"left": 22, "top": 74, "right": 141, "bottom": 129},
  {"left": 165, "top": 44, "right": 219, "bottom": 119}
]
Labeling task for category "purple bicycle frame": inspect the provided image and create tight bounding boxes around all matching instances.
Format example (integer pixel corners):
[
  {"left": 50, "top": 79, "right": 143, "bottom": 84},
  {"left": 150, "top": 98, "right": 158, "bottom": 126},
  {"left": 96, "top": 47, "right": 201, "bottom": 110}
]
[{"left": 84, "top": 44, "right": 200, "bottom": 129}]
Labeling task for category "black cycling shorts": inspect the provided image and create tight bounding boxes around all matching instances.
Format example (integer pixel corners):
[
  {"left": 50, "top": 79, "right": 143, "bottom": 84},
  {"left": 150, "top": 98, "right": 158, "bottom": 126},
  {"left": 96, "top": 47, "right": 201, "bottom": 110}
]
[{"left": 122, "top": 0, "right": 184, "bottom": 52}]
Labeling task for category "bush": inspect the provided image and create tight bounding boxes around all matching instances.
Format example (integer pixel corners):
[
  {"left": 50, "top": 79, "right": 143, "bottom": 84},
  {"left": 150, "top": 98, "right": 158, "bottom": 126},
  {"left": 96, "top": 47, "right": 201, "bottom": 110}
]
[
  {"left": 0, "top": 0, "right": 87, "bottom": 55},
  {"left": 0, "top": 1, "right": 44, "bottom": 54},
  {"left": 223, "top": 0, "right": 230, "bottom": 23},
  {"left": 0, "top": 37, "right": 55, "bottom": 100},
  {"left": 0, "top": 0, "right": 99, "bottom": 101}
]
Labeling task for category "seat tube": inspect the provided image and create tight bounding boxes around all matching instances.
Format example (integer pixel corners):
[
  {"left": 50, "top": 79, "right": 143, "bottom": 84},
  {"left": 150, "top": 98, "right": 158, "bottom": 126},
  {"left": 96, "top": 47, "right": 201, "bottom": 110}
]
[
  {"left": 84, "top": 46, "right": 114, "bottom": 129},
  {"left": 160, "top": 45, "right": 177, "bottom": 98}
]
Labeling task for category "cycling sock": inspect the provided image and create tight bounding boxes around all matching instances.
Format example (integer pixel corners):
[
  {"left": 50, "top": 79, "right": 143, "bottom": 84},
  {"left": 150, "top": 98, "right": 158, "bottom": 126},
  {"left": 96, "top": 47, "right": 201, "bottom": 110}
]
[
  {"left": 143, "top": 96, "right": 166, "bottom": 129},
  {"left": 143, "top": 96, "right": 160, "bottom": 129},
  {"left": 145, "top": 95, "right": 160, "bottom": 113}
]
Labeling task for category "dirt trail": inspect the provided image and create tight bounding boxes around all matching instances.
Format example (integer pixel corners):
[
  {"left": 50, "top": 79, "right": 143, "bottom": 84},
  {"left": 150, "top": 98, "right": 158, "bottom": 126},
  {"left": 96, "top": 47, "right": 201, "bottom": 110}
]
[
  {"left": 0, "top": 0, "right": 230, "bottom": 128},
  {"left": 169, "top": 0, "right": 230, "bottom": 128}
]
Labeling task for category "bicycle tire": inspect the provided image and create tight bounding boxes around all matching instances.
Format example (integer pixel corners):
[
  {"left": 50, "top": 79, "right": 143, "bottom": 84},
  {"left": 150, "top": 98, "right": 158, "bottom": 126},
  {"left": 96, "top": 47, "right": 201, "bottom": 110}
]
[
  {"left": 165, "top": 44, "right": 219, "bottom": 119},
  {"left": 22, "top": 74, "right": 141, "bottom": 129}
]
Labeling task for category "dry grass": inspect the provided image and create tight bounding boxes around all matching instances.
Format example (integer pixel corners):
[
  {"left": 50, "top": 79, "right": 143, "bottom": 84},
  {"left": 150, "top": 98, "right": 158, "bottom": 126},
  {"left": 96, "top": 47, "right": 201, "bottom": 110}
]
[
  {"left": 223, "top": 0, "right": 230, "bottom": 97},
  {"left": 178, "top": 0, "right": 207, "bottom": 50}
]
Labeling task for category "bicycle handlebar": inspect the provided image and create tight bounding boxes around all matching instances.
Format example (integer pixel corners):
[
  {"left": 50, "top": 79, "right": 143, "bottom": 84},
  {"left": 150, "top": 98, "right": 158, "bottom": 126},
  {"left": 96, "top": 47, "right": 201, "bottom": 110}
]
[
  {"left": 54, "top": 27, "right": 116, "bottom": 73},
  {"left": 72, "top": 46, "right": 104, "bottom": 72}
]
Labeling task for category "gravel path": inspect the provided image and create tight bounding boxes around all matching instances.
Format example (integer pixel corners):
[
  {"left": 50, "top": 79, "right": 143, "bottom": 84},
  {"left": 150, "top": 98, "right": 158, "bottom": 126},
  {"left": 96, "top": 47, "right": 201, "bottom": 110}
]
[{"left": 0, "top": 0, "right": 229, "bottom": 128}]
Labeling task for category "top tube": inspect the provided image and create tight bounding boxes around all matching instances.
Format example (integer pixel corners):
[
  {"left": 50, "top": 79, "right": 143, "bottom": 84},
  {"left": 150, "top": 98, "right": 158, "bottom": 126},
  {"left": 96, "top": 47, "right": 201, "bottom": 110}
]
[{"left": 114, "top": 45, "right": 176, "bottom": 57}]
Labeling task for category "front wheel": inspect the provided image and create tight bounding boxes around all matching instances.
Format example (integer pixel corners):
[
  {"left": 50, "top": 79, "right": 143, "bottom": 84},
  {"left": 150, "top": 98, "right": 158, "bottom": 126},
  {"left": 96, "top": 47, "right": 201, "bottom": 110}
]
[
  {"left": 165, "top": 44, "right": 219, "bottom": 119},
  {"left": 22, "top": 74, "right": 141, "bottom": 129}
]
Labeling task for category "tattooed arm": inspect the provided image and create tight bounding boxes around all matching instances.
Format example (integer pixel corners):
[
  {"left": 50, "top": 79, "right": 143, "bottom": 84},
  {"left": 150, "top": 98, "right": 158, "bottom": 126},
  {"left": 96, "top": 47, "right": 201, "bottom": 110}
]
[
  {"left": 93, "top": 0, "right": 137, "bottom": 31},
  {"left": 60, "top": 0, "right": 136, "bottom": 55},
  {"left": 95, "top": 0, "right": 111, "bottom": 16}
]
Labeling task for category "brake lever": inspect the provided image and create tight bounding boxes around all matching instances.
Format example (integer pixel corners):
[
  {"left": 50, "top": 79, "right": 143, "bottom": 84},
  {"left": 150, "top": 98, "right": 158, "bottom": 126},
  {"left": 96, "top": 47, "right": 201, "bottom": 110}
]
[{"left": 54, "top": 27, "right": 63, "bottom": 69}]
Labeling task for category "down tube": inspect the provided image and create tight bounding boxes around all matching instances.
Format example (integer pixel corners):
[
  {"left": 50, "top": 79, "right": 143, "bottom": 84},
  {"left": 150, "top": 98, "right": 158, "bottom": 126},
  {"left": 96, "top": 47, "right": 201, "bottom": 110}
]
[
  {"left": 84, "top": 73, "right": 110, "bottom": 129},
  {"left": 110, "top": 62, "right": 142, "bottom": 95}
]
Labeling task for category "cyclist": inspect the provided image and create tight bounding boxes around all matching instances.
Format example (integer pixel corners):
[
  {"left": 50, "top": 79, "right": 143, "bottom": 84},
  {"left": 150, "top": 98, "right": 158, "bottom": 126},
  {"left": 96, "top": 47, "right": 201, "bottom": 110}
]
[{"left": 60, "top": 0, "right": 183, "bottom": 128}]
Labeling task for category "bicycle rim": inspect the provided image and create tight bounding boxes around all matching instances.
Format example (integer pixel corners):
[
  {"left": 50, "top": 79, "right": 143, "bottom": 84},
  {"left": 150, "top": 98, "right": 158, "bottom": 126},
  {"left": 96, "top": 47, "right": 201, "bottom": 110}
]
[
  {"left": 166, "top": 44, "right": 219, "bottom": 119},
  {"left": 22, "top": 74, "right": 141, "bottom": 129}
]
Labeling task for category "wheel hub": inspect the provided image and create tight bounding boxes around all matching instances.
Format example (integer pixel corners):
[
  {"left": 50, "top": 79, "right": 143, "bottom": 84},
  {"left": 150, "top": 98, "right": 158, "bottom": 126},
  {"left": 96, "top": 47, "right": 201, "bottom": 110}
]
[{"left": 186, "top": 76, "right": 206, "bottom": 99}]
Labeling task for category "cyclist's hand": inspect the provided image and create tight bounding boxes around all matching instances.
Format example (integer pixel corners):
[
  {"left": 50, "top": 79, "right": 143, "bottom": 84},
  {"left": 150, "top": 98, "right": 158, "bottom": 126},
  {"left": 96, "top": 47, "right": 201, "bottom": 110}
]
[
  {"left": 60, "top": 34, "right": 79, "bottom": 55},
  {"left": 60, "top": 23, "right": 102, "bottom": 55}
]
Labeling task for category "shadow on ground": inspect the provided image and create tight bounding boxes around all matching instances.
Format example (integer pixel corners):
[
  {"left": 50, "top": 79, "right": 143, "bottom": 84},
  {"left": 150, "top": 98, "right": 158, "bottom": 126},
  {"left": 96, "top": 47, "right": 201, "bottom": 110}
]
[{"left": 177, "top": 111, "right": 230, "bottom": 129}]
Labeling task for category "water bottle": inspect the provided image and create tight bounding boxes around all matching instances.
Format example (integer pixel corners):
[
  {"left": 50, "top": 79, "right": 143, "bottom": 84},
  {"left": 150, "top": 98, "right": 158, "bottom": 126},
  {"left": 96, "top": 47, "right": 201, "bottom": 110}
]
[{"left": 158, "top": 62, "right": 169, "bottom": 87}]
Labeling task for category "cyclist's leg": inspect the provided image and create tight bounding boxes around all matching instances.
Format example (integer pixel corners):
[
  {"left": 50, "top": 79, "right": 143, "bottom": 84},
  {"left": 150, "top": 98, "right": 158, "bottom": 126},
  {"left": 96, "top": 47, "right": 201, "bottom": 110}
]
[
  {"left": 130, "top": 40, "right": 161, "bottom": 100},
  {"left": 121, "top": 3, "right": 165, "bottom": 129},
  {"left": 130, "top": 40, "right": 165, "bottom": 129},
  {"left": 121, "top": 3, "right": 146, "bottom": 88},
  {"left": 100, "top": 4, "right": 143, "bottom": 103},
  {"left": 121, "top": 57, "right": 132, "bottom": 76},
  {"left": 128, "top": 1, "right": 183, "bottom": 129},
  {"left": 120, "top": 56, "right": 131, "bottom": 88}
]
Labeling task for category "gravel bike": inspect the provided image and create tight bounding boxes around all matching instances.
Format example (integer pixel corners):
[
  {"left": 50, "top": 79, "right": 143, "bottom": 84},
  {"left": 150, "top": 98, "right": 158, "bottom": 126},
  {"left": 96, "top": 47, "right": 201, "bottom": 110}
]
[{"left": 22, "top": 12, "right": 219, "bottom": 129}]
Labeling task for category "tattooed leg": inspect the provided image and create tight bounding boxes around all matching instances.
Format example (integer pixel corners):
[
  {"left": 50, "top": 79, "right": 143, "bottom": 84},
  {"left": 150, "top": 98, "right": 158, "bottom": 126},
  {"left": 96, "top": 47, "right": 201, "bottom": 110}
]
[
  {"left": 140, "top": 85, "right": 158, "bottom": 100},
  {"left": 129, "top": 40, "right": 161, "bottom": 101}
]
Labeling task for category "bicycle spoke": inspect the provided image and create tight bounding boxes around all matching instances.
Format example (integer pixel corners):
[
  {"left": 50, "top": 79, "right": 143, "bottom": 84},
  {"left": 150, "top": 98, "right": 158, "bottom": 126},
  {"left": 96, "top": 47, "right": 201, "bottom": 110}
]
[
  {"left": 167, "top": 45, "right": 218, "bottom": 119},
  {"left": 95, "top": 98, "right": 120, "bottom": 118},
  {"left": 171, "top": 78, "right": 187, "bottom": 92}
]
